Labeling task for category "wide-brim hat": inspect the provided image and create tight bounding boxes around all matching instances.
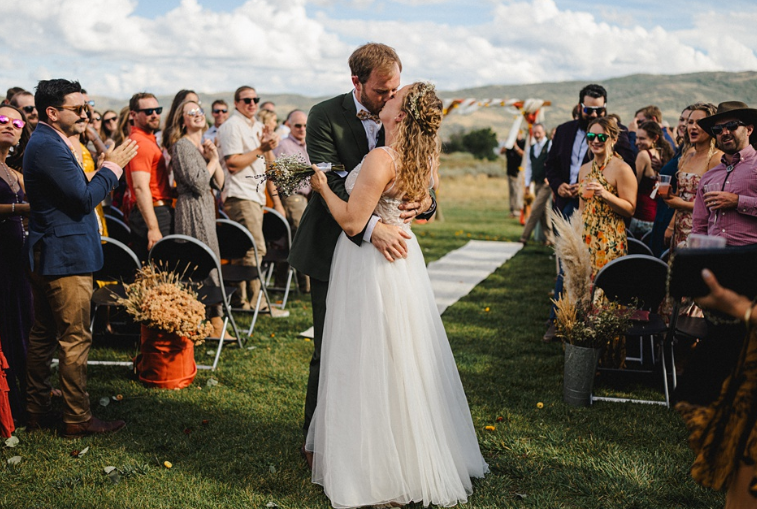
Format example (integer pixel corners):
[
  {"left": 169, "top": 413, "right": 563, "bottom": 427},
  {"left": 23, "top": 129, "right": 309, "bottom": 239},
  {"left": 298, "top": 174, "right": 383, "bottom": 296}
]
[{"left": 697, "top": 101, "right": 757, "bottom": 139}]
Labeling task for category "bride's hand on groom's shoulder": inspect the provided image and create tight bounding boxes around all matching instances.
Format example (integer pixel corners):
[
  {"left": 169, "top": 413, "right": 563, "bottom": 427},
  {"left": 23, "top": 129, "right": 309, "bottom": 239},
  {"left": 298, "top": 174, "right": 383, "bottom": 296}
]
[{"left": 310, "top": 165, "right": 327, "bottom": 193}]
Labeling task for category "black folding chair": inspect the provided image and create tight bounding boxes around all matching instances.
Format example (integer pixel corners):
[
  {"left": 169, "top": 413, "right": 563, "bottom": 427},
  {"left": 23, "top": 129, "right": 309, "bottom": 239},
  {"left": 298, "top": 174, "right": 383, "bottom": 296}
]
[
  {"left": 215, "top": 219, "right": 272, "bottom": 337},
  {"left": 640, "top": 230, "right": 652, "bottom": 247},
  {"left": 659, "top": 248, "right": 671, "bottom": 264},
  {"left": 627, "top": 237, "right": 654, "bottom": 257},
  {"left": 102, "top": 205, "right": 125, "bottom": 221},
  {"left": 591, "top": 254, "right": 673, "bottom": 406},
  {"left": 262, "top": 207, "right": 296, "bottom": 310},
  {"left": 149, "top": 234, "right": 242, "bottom": 370},
  {"left": 87, "top": 237, "right": 141, "bottom": 366},
  {"left": 104, "top": 214, "right": 131, "bottom": 245}
]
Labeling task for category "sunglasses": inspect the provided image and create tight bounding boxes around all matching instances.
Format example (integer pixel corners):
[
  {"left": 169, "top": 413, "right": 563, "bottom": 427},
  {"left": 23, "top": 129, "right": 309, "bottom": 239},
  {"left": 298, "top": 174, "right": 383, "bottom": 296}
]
[
  {"left": 21, "top": 105, "right": 36, "bottom": 114},
  {"left": 104, "top": 117, "right": 117, "bottom": 123},
  {"left": 137, "top": 107, "right": 163, "bottom": 116},
  {"left": 293, "top": 123, "right": 306, "bottom": 129},
  {"left": 86, "top": 100, "right": 95, "bottom": 107},
  {"left": 241, "top": 97, "right": 260, "bottom": 105},
  {"left": 581, "top": 103, "right": 606, "bottom": 115},
  {"left": 93, "top": 116, "right": 101, "bottom": 121},
  {"left": 586, "top": 132, "right": 609, "bottom": 143},
  {"left": 185, "top": 108, "right": 205, "bottom": 117},
  {"left": 0, "top": 115, "right": 25, "bottom": 129},
  {"left": 711, "top": 120, "right": 746, "bottom": 135},
  {"left": 57, "top": 104, "right": 88, "bottom": 115},
  {"left": 212, "top": 108, "right": 228, "bottom": 114}
]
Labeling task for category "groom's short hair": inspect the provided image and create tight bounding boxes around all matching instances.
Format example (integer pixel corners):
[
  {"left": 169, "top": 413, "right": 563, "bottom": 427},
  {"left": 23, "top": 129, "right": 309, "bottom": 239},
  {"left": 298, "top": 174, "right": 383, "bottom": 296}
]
[{"left": 349, "top": 43, "right": 402, "bottom": 84}]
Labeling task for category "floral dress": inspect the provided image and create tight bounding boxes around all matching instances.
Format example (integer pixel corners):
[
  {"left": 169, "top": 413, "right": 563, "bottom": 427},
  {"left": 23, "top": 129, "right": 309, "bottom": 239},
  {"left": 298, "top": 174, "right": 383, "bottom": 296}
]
[
  {"left": 673, "top": 172, "right": 700, "bottom": 249},
  {"left": 579, "top": 159, "right": 628, "bottom": 279}
]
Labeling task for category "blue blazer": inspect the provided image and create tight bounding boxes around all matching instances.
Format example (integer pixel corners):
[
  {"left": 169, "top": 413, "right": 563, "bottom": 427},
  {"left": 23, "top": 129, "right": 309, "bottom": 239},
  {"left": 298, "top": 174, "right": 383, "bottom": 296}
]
[{"left": 23, "top": 123, "right": 119, "bottom": 276}]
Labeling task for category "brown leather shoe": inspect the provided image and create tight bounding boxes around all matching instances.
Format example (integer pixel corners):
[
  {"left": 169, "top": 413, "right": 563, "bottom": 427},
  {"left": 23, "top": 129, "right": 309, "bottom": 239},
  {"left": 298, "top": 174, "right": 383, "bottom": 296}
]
[
  {"left": 542, "top": 322, "right": 558, "bottom": 343},
  {"left": 62, "top": 416, "right": 126, "bottom": 439},
  {"left": 26, "top": 411, "right": 62, "bottom": 431},
  {"left": 301, "top": 443, "right": 313, "bottom": 470}
]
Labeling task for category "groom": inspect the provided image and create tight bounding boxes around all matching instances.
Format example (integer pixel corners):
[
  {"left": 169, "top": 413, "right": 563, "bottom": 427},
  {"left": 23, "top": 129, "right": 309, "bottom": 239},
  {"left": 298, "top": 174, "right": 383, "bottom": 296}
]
[{"left": 289, "top": 43, "right": 436, "bottom": 465}]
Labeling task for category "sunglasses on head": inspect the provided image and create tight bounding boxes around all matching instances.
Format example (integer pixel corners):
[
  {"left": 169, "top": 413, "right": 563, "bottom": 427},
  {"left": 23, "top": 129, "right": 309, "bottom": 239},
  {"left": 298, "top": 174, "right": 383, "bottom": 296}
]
[
  {"left": 137, "top": 107, "right": 163, "bottom": 116},
  {"left": 57, "top": 104, "right": 88, "bottom": 115},
  {"left": 0, "top": 115, "right": 25, "bottom": 129},
  {"left": 21, "top": 105, "right": 36, "bottom": 113},
  {"left": 581, "top": 103, "right": 606, "bottom": 115},
  {"left": 711, "top": 120, "right": 746, "bottom": 135},
  {"left": 241, "top": 97, "right": 260, "bottom": 105},
  {"left": 104, "top": 116, "right": 117, "bottom": 123},
  {"left": 185, "top": 108, "right": 205, "bottom": 117},
  {"left": 212, "top": 108, "right": 228, "bottom": 114},
  {"left": 586, "top": 132, "right": 609, "bottom": 143},
  {"left": 293, "top": 123, "right": 306, "bottom": 129}
]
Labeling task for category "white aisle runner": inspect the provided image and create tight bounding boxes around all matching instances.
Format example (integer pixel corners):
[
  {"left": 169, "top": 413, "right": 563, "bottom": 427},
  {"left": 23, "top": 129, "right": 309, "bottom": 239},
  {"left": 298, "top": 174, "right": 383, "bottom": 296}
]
[
  {"left": 427, "top": 240, "right": 522, "bottom": 314},
  {"left": 300, "top": 240, "right": 521, "bottom": 336}
]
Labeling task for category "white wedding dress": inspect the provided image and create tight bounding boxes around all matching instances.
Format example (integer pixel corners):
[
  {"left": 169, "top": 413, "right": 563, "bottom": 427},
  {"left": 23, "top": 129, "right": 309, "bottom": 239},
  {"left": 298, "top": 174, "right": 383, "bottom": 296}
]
[{"left": 306, "top": 148, "right": 489, "bottom": 508}]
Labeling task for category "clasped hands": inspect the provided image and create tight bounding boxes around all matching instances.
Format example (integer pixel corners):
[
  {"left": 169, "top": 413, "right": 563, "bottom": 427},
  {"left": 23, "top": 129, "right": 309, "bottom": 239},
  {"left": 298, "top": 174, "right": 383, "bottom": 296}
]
[{"left": 557, "top": 182, "right": 578, "bottom": 198}]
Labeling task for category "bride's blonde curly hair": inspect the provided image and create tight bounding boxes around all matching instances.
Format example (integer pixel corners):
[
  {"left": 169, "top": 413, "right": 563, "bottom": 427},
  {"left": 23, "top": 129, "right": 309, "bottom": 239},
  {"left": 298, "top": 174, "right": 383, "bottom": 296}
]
[{"left": 393, "top": 82, "right": 443, "bottom": 201}]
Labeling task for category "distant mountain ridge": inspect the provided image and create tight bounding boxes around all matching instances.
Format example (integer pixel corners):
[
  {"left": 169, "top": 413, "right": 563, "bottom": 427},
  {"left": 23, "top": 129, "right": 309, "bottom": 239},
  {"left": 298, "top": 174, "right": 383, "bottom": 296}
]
[{"left": 91, "top": 71, "right": 757, "bottom": 141}]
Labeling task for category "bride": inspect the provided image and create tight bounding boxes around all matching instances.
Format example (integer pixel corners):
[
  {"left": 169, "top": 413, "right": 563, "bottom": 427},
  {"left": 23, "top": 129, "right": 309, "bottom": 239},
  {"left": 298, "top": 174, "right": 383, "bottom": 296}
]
[{"left": 307, "top": 82, "right": 489, "bottom": 508}]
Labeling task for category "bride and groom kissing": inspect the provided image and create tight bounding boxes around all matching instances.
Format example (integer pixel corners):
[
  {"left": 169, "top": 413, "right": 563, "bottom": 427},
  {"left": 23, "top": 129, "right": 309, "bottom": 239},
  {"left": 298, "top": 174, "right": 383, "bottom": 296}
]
[{"left": 288, "top": 43, "right": 488, "bottom": 508}]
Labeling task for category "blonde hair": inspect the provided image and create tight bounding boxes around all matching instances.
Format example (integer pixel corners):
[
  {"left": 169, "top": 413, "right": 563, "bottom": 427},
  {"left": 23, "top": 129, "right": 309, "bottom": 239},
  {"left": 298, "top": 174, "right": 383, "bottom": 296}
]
[
  {"left": 393, "top": 82, "right": 443, "bottom": 201},
  {"left": 258, "top": 109, "right": 277, "bottom": 129},
  {"left": 587, "top": 117, "right": 620, "bottom": 166}
]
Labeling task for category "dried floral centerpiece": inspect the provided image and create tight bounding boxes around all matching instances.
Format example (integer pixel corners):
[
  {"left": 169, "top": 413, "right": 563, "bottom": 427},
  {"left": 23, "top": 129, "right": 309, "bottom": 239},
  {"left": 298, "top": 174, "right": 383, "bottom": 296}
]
[
  {"left": 118, "top": 264, "right": 213, "bottom": 345},
  {"left": 248, "top": 154, "right": 344, "bottom": 196}
]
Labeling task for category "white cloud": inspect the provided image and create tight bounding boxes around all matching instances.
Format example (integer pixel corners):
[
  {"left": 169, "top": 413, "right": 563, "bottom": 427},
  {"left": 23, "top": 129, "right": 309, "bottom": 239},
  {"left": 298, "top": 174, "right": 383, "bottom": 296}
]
[{"left": 0, "top": 0, "right": 754, "bottom": 99}]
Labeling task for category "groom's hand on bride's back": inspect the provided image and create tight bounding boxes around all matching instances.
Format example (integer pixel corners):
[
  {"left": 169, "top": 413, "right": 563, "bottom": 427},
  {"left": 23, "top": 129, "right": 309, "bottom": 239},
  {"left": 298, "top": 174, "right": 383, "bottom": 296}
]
[
  {"left": 398, "top": 192, "right": 432, "bottom": 223},
  {"left": 371, "top": 222, "right": 411, "bottom": 262}
]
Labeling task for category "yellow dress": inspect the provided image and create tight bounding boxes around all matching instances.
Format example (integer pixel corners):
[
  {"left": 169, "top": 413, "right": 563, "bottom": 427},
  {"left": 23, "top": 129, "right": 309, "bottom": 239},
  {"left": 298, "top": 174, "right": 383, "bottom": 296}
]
[
  {"left": 579, "top": 157, "right": 627, "bottom": 279},
  {"left": 79, "top": 143, "right": 108, "bottom": 238}
]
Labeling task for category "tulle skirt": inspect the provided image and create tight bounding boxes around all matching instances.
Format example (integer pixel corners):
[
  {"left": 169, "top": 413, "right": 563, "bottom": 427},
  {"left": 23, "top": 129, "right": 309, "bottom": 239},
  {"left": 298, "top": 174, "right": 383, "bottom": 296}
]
[{"left": 306, "top": 232, "right": 489, "bottom": 508}]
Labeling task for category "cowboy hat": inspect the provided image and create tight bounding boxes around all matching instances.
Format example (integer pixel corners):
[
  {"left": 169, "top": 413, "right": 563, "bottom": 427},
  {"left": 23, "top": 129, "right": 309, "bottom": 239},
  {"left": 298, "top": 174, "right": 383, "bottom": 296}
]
[{"left": 697, "top": 101, "right": 757, "bottom": 137}]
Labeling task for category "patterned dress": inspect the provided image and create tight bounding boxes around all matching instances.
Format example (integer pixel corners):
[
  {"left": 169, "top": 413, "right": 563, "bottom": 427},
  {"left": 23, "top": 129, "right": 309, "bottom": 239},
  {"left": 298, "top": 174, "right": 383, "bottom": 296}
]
[
  {"left": 579, "top": 158, "right": 628, "bottom": 279},
  {"left": 673, "top": 171, "right": 701, "bottom": 249},
  {"left": 677, "top": 326, "right": 757, "bottom": 497}
]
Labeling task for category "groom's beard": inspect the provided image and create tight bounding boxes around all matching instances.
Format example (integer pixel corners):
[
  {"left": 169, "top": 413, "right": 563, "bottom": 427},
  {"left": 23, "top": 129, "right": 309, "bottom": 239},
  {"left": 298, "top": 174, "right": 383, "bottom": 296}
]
[
  {"left": 359, "top": 90, "right": 384, "bottom": 116},
  {"left": 578, "top": 115, "right": 592, "bottom": 132}
]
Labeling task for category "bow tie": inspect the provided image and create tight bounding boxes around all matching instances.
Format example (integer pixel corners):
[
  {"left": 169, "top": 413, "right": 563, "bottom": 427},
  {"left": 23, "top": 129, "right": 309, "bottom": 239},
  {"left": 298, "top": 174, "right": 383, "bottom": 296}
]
[{"left": 357, "top": 110, "right": 381, "bottom": 124}]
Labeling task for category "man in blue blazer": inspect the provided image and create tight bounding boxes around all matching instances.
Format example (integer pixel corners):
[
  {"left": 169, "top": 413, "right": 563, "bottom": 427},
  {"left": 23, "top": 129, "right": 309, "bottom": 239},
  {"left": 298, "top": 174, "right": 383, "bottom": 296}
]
[{"left": 23, "top": 79, "right": 137, "bottom": 438}]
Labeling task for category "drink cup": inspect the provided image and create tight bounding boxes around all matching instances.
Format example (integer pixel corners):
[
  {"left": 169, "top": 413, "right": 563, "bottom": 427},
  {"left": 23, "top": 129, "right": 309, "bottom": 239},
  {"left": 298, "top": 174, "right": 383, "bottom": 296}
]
[
  {"left": 687, "top": 234, "right": 727, "bottom": 248},
  {"left": 582, "top": 179, "right": 596, "bottom": 199},
  {"left": 702, "top": 183, "right": 720, "bottom": 195},
  {"left": 657, "top": 175, "right": 672, "bottom": 198}
]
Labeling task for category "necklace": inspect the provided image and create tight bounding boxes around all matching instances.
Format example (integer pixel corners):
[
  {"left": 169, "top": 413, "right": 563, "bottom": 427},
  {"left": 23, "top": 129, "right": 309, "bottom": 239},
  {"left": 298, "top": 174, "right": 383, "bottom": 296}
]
[{"left": 0, "top": 161, "right": 27, "bottom": 239}]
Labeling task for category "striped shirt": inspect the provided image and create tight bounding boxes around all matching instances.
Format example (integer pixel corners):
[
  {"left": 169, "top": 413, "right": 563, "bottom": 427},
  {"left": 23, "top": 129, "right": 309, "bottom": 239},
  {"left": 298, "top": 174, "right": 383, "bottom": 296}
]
[{"left": 692, "top": 144, "right": 757, "bottom": 246}]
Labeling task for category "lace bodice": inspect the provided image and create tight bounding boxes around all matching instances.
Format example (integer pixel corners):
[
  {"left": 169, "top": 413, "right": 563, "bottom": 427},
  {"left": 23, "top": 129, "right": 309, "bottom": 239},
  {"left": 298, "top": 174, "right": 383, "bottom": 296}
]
[{"left": 345, "top": 148, "right": 407, "bottom": 229}]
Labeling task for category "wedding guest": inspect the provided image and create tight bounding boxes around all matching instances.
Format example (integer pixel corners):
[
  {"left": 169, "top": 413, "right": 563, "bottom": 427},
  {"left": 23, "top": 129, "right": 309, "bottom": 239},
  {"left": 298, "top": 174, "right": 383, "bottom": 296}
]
[
  {"left": 542, "top": 84, "right": 635, "bottom": 342},
  {"left": 91, "top": 110, "right": 102, "bottom": 137},
  {"left": 112, "top": 106, "right": 131, "bottom": 147},
  {"left": 649, "top": 105, "right": 694, "bottom": 257},
  {"left": 161, "top": 89, "right": 199, "bottom": 153},
  {"left": 24, "top": 79, "right": 136, "bottom": 437},
  {"left": 678, "top": 269, "right": 757, "bottom": 509},
  {"left": 664, "top": 103, "right": 721, "bottom": 249},
  {"left": 111, "top": 106, "right": 132, "bottom": 211},
  {"left": 273, "top": 109, "right": 311, "bottom": 292},
  {"left": 164, "top": 100, "right": 229, "bottom": 338},
  {"left": 578, "top": 116, "right": 637, "bottom": 278},
  {"left": 4, "top": 87, "right": 25, "bottom": 105},
  {"left": 202, "top": 100, "right": 228, "bottom": 144},
  {"left": 519, "top": 123, "right": 553, "bottom": 245},
  {"left": 675, "top": 101, "right": 757, "bottom": 411},
  {"left": 99, "top": 109, "right": 118, "bottom": 148},
  {"left": 10, "top": 92, "right": 38, "bottom": 131},
  {"left": 0, "top": 104, "right": 32, "bottom": 423},
  {"left": 125, "top": 92, "right": 173, "bottom": 261},
  {"left": 628, "top": 104, "right": 676, "bottom": 151},
  {"left": 629, "top": 121, "right": 674, "bottom": 237},
  {"left": 218, "top": 86, "right": 283, "bottom": 312},
  {"left": 500, "top": 130, "right": 525, "bottom": 219}
]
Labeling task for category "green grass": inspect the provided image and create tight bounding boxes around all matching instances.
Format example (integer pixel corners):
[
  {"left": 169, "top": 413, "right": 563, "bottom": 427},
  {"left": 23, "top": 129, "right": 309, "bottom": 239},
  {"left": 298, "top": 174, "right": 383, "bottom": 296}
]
[{"left": 0, "top": 173, "right": 722, "bottom": 508}]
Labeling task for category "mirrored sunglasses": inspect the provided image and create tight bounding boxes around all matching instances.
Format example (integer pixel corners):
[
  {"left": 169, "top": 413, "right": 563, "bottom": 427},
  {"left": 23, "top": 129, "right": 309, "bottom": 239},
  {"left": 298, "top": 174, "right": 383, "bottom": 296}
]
[
  {"left": 212, "top": 108, "right": 228, "bottom": 114},
  {"left": 0, "top": 115, "right": 26, "bottom": 129},
  {"left": 185, "top": 108, "right": 205, "bottom": 117},
  {"left": 581, "top": 103, "right": 606, "bottom": 116},
  {"left": 586, "top": 132, "right": 609, "bottom": 143}
]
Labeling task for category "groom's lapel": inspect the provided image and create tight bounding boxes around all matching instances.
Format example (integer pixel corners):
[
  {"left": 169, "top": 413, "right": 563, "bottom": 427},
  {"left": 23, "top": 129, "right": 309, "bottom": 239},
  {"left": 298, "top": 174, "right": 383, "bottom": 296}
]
[
  {"left": 340, "top": 93, "right": 369, "bottom": 168},
  {"left": 377, "top": 126, "right": 385, "bottom": 148}
]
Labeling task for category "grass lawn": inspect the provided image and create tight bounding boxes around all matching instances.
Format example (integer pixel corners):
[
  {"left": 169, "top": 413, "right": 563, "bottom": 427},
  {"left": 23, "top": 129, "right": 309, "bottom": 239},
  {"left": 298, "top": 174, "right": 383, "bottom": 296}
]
[{"left": 0, "top": 158, "right": 722, "bottom": 508}]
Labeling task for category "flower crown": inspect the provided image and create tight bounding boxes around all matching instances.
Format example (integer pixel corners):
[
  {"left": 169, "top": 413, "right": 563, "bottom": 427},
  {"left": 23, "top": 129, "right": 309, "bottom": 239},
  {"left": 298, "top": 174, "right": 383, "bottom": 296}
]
[{"left": 406, "top": 82, "right": 436, "bottom": 134}]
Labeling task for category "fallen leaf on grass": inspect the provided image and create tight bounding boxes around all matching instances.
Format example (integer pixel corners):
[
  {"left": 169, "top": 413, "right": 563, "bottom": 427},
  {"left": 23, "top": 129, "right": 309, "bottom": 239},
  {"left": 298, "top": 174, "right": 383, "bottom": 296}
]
[
  {"left": 269, "top": 465, "right": 276, "bottom": 473},
  {"left": 247, "top": 346, "right": 256, "bottom": 350},
  {"left": 496, "top": 416, "right": 504, "bottom": 422},
  {"left": 266, "top": 502, "right": 278, "bottom": 508},
  {"left": 484, "top": 307, "right": 490, "bottom": 312},
  {"left": 4, "top": 436, "right": 19, "bottom": 448},
  {"left": 515, "top": 493, "right": 527, "bottom": 500},
  {"left": 206, "top": 350, "right": 215, "bottom": 356},
  {"left": 206, "top": 378, "right": 218, "bottom": 387},
  {"left": 536, "top": 402, "right": 544, "bottom": 409},
  {"left": 7, "top": 456, "right": 21, "bottom": 465},
  {"left": 103, "top": 466, "right": 116, "bottom": 474},
  {"left": 99, "top": 397, "right": 110, "bottom": 407},
  {"left": 112, "top": 394, "right": 124, "bottom": 401},
  {"left": 484, "top": 425, "right": 495, "bottom": 431},
  {"left": 163, "top": 461, "right": 172, "bottom": 469},
  {"left": 71, "top": 446, "right": 89, "bottom": 458}
]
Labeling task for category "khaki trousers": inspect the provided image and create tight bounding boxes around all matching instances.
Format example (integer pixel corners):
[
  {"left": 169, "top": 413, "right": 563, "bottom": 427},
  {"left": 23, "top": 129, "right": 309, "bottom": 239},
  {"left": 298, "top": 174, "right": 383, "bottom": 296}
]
[
  {"left": 26, "top": 264, "right": 93, "bottom": 424},
  {"left": 223, "top": 197, "right": 267, "bottom": 307},
  {"left": 281, "top": 194, "right": 310, "bottom": 292},
  {"left": 508, "top": 174, "right": 523, "bottom": 213},
  {"left": 521, "top": 182, "right": 554, "bottom": 243}
]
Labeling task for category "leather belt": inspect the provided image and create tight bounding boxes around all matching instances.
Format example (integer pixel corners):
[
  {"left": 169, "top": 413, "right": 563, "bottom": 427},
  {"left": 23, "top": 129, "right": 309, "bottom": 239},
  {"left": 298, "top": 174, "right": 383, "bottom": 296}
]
[{"left": 153, "top": 200, "right": 170, "bottom": 207}]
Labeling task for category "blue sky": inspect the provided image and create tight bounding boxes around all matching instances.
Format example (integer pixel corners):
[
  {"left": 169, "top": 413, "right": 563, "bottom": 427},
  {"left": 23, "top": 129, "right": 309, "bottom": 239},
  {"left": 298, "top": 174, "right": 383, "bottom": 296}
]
[{"left": 2, "top": 0, "right": 755, "bottom": 98}]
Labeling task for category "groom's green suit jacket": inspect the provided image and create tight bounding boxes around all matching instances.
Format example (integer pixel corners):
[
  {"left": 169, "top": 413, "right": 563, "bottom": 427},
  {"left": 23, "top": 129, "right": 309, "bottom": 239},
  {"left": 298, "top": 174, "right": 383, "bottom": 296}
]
[{"left": 288, "top": 92, "right": 379, "bottom": 282}]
